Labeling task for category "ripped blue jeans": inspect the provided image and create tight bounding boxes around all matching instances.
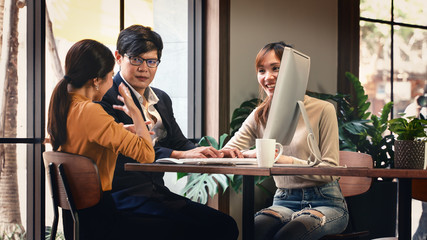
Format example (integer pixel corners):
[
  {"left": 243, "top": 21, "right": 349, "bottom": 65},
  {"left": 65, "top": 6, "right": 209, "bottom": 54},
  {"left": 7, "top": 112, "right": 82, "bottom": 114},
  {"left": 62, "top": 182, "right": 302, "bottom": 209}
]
[
  {"left": 254, "top": 180, "right": 348, "bottom": 240},
  {"left": 413, "top": 201, "right": 427, "bottom": 240}
]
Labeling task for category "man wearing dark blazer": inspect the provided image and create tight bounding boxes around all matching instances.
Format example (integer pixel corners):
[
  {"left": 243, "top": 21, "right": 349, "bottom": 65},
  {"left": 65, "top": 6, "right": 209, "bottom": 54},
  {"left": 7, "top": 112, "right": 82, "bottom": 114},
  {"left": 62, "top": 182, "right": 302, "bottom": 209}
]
[{"left": 99, "top": 24, "right": 239, "bottom": 240}]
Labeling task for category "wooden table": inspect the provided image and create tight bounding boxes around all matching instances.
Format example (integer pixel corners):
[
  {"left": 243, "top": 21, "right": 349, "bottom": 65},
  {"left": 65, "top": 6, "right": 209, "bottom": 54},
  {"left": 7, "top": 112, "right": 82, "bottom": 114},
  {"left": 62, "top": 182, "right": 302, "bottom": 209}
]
[
  {"left": 125, "top": 163, "right": 270, "bottom": 240},
  {"left": 126, "top": 163, "right": 427, "bottom": 240}
]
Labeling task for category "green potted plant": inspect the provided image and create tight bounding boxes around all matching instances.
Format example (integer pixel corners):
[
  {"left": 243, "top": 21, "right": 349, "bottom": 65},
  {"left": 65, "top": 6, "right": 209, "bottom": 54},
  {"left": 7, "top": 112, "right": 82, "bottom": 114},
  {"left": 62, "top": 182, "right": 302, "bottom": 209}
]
[
  {"left": 387, "top": 114, "right": 427, "bottom": 169},
  {"left": 308, "top": 72, "right": 394, "bottom": 168}
]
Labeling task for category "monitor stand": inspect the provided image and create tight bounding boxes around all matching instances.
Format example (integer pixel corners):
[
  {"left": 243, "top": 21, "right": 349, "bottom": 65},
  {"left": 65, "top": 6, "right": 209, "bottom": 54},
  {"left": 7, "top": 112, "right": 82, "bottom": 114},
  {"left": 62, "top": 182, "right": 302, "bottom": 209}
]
[{"left": 297, "top": 100, "right": 323, "bottom": 166}]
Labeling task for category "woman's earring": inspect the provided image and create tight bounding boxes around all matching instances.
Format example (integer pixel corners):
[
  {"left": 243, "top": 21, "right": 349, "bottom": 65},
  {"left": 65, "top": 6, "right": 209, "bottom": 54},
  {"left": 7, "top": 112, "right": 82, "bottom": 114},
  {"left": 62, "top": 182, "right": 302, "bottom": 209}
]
[{"left": 95, "top": 84, "right": 99, "bottom": 91}]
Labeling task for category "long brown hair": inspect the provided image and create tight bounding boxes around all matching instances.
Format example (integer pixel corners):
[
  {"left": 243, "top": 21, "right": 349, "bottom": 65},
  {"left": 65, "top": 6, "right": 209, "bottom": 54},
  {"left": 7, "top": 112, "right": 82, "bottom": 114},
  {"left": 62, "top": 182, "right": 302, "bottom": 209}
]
[
  {"left": 254, "top": 41, "right": 292, "bottom": 126},
  {"left": 47, "top": 39, "right": 115, "bottom": 151}
]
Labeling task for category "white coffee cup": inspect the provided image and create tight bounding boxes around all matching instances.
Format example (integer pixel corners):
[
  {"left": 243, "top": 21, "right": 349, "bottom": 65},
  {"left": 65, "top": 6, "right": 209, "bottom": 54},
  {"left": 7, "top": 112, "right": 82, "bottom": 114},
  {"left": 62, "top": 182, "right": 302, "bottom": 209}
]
[{"left": 256, "top": 139, "right": 283, "bottom": 168}]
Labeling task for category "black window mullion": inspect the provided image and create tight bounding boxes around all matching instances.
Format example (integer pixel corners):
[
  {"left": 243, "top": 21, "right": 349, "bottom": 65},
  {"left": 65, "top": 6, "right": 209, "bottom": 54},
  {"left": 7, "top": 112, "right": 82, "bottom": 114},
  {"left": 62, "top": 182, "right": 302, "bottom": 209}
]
[
  {"left": 360, "top": 17, "right": 427, "bottom": 30},
  {"left": 0, "top": 138, "right": 43, "bottom": 144},
  {"left": 390, "top": 0, "right": 394, "bottom": 117},
  {"left": 26, "top": 0, "right": 46, "bottom": 239},
  {"left": 188, "top": 0, "right": 203, "bottom": 140}
]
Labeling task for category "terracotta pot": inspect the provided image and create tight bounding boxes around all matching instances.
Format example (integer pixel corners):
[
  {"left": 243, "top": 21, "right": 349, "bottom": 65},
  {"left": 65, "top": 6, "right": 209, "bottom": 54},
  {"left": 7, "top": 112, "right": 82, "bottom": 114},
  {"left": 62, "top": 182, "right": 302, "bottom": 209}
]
[{"left": 394, "top": 140, "right": 425, "bottom": 169}]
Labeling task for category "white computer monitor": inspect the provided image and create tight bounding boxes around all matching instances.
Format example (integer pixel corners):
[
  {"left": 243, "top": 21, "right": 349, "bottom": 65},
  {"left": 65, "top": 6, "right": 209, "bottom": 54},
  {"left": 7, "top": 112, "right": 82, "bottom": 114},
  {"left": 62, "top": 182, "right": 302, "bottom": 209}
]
[
  {"left": 263, "top": 47, "right": 322, "bottom": 165},
  {"left": 263, "top": 47, "right": 310, "bottom": 145}
]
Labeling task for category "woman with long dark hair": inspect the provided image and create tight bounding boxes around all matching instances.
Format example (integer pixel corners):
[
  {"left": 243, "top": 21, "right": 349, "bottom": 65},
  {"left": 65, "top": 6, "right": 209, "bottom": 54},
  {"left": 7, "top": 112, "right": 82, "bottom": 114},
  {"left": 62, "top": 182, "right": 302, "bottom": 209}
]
[{"left": 47, "top": 39, "right": 155, "bottom": 239}]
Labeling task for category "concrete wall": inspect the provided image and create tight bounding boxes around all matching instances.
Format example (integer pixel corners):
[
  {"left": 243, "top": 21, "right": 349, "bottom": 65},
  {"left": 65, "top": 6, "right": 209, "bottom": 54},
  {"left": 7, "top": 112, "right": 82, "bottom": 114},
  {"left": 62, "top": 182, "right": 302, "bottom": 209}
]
[{"left": 229, "top": 0, "right": 338, "bottom": 115}]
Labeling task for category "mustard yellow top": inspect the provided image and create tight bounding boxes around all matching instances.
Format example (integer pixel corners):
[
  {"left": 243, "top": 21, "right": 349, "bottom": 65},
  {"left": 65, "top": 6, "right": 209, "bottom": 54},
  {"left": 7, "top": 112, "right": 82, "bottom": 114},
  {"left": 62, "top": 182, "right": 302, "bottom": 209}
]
[{"left": 60, "top": 93, "right": 155, "bottom": 191}]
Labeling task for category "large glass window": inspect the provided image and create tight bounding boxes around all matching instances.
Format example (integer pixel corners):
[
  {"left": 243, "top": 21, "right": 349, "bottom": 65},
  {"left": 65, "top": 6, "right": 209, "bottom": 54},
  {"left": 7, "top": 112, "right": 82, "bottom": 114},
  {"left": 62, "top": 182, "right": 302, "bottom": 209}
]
[
  {"left": 0, "top": 2, "right": 28, "bottom": 239},
  {"left": 148, "top": 0, "right": 189, "bottom": 136},
  {"left": 360, "top": 1, "right": 427, "bottom": 237},
  {"left": 46, "top": 0, "right": 190, "bottom": 135},
  {"left": 0, "top": 143, "right": 28, "bottom": 239},
  {"left": 360, "top": 0, "right": 427, "bottom": 118}
]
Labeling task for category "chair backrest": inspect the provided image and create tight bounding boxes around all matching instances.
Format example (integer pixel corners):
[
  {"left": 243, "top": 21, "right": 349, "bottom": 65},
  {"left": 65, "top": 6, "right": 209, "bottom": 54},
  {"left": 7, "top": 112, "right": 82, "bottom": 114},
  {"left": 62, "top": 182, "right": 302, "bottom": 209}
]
[
  {"left": 43, "top": 151, "right": 102, "bottom": 210},
  {"left": 412, "top": 179, "right": 427, "bottom": 201},
  {"left": 338, "top": 151, "right": 373, "bottom": 197}
]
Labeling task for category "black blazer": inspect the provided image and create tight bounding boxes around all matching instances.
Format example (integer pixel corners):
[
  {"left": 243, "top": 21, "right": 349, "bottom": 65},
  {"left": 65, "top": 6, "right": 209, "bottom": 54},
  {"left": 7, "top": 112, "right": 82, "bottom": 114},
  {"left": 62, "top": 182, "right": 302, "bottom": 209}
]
[{"left": 99, "top": 73, "right": 195, "bottom": 191}]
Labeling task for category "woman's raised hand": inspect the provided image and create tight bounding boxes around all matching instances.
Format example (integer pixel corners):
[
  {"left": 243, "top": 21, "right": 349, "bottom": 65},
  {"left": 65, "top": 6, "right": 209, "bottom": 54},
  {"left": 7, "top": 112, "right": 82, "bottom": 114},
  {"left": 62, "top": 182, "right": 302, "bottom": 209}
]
[
  {"left": 113, "top": 83, "right": 139, "bottom": 118},
  {"left": 114, "top": 83, "right": 152, "bottom": 142}
]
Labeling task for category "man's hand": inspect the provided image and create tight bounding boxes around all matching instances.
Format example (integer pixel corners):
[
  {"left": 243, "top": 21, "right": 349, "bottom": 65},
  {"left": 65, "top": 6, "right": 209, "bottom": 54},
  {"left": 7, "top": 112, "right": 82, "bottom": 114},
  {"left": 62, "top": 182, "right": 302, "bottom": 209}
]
[
  {"left": 171, "top": 147, "right": 224, "bottom": 159},
  {"left": 219, "top": 148, "right": 244, "bottom": 158}
]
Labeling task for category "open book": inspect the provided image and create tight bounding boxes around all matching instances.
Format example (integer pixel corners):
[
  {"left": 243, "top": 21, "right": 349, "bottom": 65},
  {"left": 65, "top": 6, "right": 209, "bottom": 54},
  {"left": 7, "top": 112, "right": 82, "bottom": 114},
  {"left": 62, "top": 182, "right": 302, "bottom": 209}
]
[{"left": 156, "top": 157, "right": 257, "bottom": 166}]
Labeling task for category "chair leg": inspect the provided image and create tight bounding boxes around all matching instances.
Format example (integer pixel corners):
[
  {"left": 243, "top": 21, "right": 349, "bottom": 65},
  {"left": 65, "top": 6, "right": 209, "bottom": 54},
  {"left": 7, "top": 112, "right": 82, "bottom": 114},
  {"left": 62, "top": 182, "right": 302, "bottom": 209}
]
[
  {"left": 73, "top": 213, "right": 80, "bottom": 240},
  {"left": 50, "top": 210, "right": 59, "bottom": 240},
  {"left": 48, "top": 163, "right": 59, "bottom": 240},
  {"left": 58, "top": 164, "right": 80, "bottom": 240}
]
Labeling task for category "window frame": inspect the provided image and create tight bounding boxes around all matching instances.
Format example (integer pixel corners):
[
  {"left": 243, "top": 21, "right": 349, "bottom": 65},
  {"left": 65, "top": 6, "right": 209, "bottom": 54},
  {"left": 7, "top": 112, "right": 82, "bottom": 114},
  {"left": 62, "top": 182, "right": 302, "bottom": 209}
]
[
  {"left": 27, "top": 0, "right": 45, "bottom": 239},
  {"left": 337, "top": 0, "right": 360, "bottom": 98},
  {"left": 188, "top": 0, "right": 204, "bottom": 140},
  {"left": 359, "top": 0, "right": 427, "bottom": 116}
]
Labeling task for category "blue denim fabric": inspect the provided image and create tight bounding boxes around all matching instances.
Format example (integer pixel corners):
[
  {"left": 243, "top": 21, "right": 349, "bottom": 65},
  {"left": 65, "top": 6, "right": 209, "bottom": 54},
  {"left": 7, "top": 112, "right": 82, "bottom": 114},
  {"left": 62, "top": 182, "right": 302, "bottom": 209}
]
[
  {"left": 413, "top": 201, "right": 427, "bottom": 240},
  {"left": 255, "top": 180, "right": 349, "bottom": 240}
]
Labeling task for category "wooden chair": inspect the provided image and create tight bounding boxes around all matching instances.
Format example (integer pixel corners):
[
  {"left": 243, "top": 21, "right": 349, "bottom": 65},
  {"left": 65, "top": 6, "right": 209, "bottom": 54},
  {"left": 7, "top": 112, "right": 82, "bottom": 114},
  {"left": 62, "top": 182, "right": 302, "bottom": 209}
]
[
  {"left": 411, "top": 179, "right": 427, "bottom": 240},
  {"left": 321, "top": 151, "right": 373, "bottom": 239},
  {"left": 43, "top": 151, "right": 102, "bottom": 240},
  {"left": 412, "top": 179, "right": 427, "bottom": 202}
]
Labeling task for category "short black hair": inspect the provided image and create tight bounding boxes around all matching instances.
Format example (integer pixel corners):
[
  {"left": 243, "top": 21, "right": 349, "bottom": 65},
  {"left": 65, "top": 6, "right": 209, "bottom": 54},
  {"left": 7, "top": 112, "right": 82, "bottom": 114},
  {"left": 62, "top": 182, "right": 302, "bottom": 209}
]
[{"left": 116, "top": 24, "right": 163, "bottom": 60}]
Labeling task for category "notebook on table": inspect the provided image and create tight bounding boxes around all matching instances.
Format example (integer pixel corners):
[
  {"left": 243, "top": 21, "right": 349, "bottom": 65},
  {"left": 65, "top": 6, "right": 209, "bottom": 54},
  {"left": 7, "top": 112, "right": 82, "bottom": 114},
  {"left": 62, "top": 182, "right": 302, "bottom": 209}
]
[{"left": 156, "top": 158, "right": 257, "bottom": 166}]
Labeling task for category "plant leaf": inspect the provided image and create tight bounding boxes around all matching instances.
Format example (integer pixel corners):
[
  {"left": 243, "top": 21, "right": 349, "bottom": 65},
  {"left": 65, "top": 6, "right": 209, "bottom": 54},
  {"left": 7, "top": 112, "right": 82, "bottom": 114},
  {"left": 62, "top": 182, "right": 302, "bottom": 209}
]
[
  {"left": 231, "top": 108, "right": 252, "bottom": 120},
  {"left": 219, "top": 133, "right": 229, "bottom": 149},
  {"left": 230, "top": 98, "right": 260, "bottom": 137},
  {"left": 379, "top": 102, "right": 393, "bottom": 124},
  {"left": 177, "top": 172, "right": 188, "bottom": 180},
  {"left": 239, "top": 98, "right": 259, "bottom": 108},
  {"left": 342, "top": 121, "right": 370, "bottom": 135},
  {"left": 214, "top": 174, "right": 230, "bottom": 193},
  {"left": 231, "top": 175, "right": 243, "bottom": 193},
  {"left": 180, "top": 173, "right": 231, "bottom": 204},
  {"left": 230, "top": 117, "right": 248, "bottom": 129},
  {"left": 182, "top": 173, "right": 210, "bottom": 204},
  {"left": 198, "top": 136, "right": 219, "bottom": 149}
]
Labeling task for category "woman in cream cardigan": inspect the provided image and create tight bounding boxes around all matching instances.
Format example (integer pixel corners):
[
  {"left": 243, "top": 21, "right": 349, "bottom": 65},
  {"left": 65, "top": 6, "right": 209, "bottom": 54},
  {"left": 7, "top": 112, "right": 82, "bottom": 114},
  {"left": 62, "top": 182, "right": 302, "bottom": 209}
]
[{"left": 223, "top": 42, "right": 348, "bottom": 240}]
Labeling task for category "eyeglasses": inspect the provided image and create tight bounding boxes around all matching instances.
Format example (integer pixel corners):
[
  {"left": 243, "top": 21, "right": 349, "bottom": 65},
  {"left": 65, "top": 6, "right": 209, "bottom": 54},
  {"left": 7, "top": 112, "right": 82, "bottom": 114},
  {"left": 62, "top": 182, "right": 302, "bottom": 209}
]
[{"left": 124, "top": 54, "right": 160, "bottom": 68}]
